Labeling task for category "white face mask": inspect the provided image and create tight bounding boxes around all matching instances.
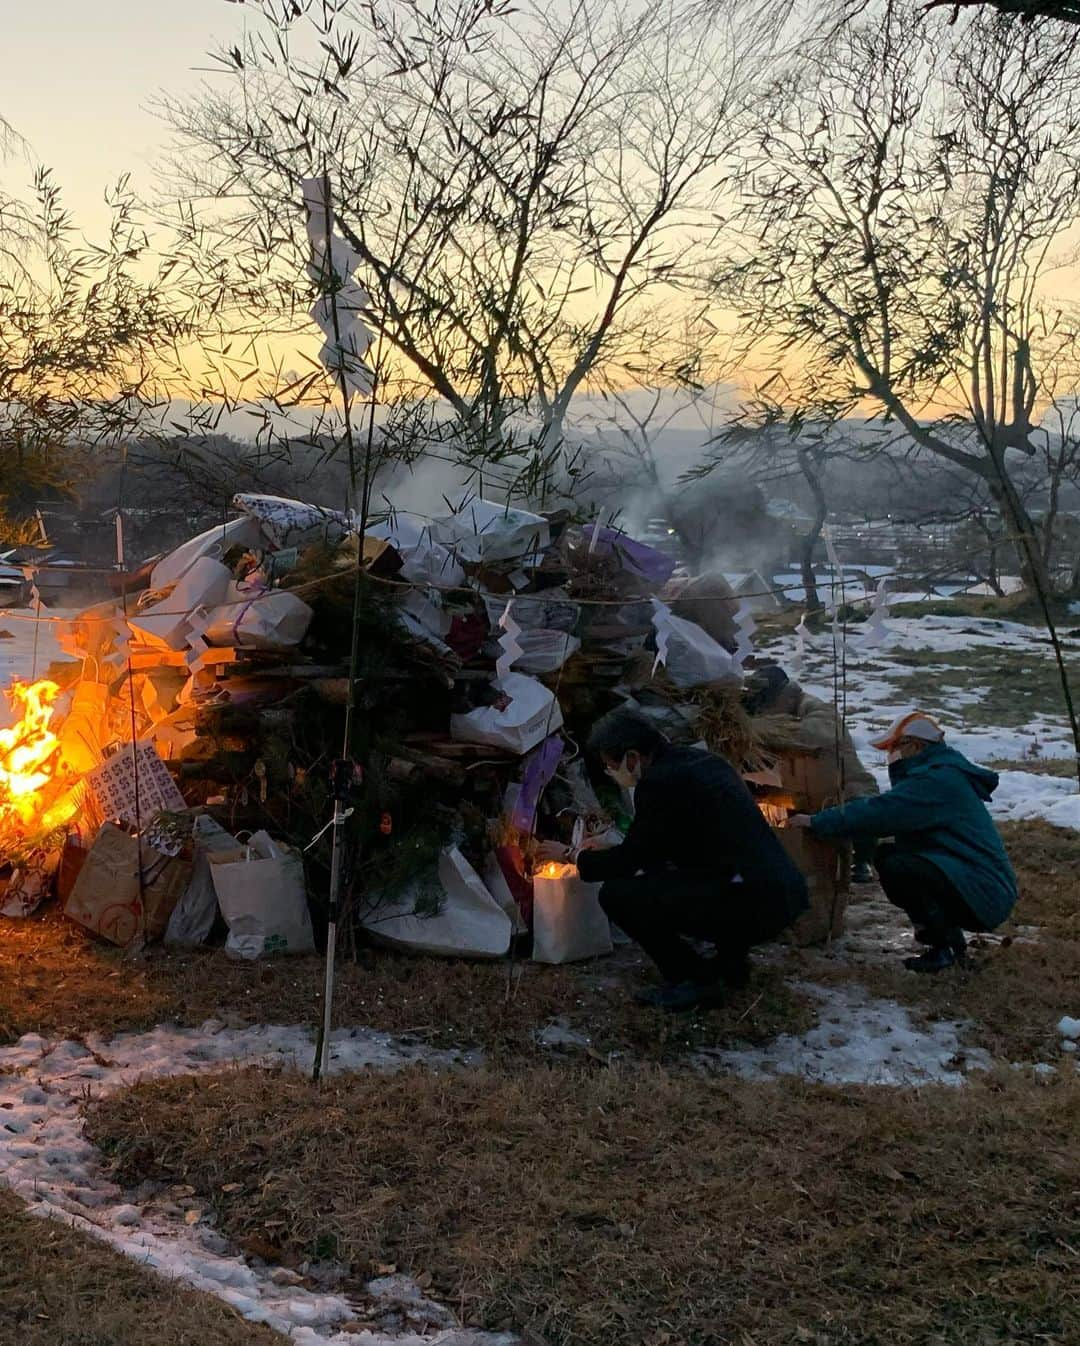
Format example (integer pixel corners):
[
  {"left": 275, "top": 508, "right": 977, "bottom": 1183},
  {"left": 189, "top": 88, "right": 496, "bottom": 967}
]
[{"left": 606, "top": 755, "right": 641, "bottom": 792}]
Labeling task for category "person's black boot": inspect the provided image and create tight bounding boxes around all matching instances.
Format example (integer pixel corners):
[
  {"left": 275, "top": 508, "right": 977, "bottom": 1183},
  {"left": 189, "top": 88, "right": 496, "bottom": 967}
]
[
  {"left": 653, "top": 980, "right": 728, "bottom": 1013},
  {"left": 894, "top": 942, "right": 964, "bottom": 974}
]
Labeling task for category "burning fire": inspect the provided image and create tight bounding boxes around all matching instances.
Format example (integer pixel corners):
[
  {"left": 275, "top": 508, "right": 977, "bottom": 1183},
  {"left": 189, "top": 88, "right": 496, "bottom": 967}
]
[
  {"left": 0, "top": 679, "right": 62, "bottom": 824},
  {"left": 536, "top": 861, "right": 575, "bottom": 880}
]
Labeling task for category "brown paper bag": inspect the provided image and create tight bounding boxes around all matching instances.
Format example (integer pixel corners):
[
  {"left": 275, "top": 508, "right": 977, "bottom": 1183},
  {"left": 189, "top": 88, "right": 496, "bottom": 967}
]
[{"left": 65, "top": 822, "right": 192, "bottom": 947}]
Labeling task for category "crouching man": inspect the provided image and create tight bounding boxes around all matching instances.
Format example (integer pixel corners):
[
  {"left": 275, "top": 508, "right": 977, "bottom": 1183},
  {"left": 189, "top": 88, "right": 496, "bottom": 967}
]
[
  {"left": 790, "top": 712, "right": 1018, "bottom": 973},
  {"left": 543, "top": 709, "right": 809, "bottom": 1012}
]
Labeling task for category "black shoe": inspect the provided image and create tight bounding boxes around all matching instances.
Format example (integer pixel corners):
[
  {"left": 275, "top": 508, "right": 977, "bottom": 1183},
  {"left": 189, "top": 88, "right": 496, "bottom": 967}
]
[
  {"left": 652, "top": 980, "right": 728, "bottom": 1013},
  {"left": 904, "top": 945, "right": 962, "bottom": 974},
  {"left": 851, "top": 862, "right": 875, "bottom": 885}
]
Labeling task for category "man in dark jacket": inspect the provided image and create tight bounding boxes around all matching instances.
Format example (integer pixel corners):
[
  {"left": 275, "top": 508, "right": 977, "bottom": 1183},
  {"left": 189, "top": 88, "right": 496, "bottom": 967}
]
[
  {"left": 791, "top": 711, "right": 1019, "bottom": 973},
  {"left": 545, "top": 709, "right": 809, "bottom": 1012}
]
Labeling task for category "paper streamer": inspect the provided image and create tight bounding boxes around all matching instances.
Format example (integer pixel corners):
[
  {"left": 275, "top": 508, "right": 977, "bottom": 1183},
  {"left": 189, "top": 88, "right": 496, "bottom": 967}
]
[
  {"left": 793, "top": 610, "right": 810, "bottom": 675},
  {"left": 731, "top": 599, "right": 757, "bottom": 672},
  {"left": 301, "top": 175, "right": 375, "bottom": 398},
  {"left": 495, "top": 599, "right": 523, "bottom": 684},
  {"left": 860, "top": 577, "right": 891, "bottom": 649},
  {"left": 650, "top": 598, "right": 674, "bottom": 675}
]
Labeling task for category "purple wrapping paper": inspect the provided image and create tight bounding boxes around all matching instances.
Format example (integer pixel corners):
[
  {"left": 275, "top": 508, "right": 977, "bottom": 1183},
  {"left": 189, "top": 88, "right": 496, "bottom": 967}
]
[
  {"left": 581, "top": 525, "right": 677, "bottom": 584},
  {"left": 510, "top": 734, "right": 564, "bottom": 833}
]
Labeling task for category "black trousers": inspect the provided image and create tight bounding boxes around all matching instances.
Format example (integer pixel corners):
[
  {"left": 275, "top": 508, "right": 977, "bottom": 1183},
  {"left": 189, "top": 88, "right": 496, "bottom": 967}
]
[
  {"left": 874, "top": 843, "right": 986, "bottom": 944},
  {"left": 598, "top": 872, "right": 796, "bottom": 985}
]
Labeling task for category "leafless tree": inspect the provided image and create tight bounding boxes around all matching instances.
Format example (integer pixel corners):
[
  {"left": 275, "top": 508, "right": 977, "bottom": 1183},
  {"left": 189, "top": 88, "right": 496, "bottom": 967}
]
[
  {"left": 158, "top": 0, "right": 777, "bottom": 501},
  {"left": 715, "top": 6, "right": 1080, "bottom": 595}
]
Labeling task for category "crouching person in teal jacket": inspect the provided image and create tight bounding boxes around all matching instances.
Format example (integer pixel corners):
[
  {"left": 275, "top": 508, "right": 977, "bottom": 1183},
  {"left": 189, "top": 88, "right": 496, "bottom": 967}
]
[{"left": 790, "top": 711, "right": 1018, "bottom": 973}]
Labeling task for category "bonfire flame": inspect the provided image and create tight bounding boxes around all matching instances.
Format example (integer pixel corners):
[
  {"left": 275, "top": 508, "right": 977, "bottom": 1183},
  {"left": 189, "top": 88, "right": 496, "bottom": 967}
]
[{"left": 0, "top": 679, "right": 62, "bottom": 824}]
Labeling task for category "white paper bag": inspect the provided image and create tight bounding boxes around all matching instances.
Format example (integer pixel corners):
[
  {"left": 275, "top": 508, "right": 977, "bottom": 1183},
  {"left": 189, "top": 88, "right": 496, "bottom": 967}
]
[
  {"left": 130, "top": 557, "right": 233, "bottom": 651},
  {"left": 203, "top": 587, "right": 314, "bottom": 650},
  {"left": 359, "top": 847, "right": 512, "bottom": 958},
  {"left": 450, "top": 673, "right": 563, "bottom": 756},
  {"left": 531, "top": 862, "right": 612, "bottom": 964},
  {"left": 210, "top": 830, "right": 315, "bottom": 959},
  {"left": 509, "top": 628, "right": 580, "bottom": 674}
]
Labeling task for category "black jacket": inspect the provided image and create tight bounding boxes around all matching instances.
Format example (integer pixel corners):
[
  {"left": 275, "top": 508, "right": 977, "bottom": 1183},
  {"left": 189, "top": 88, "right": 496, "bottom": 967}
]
[{"left": 577, "top": 745, "right": 809, "bottom": 919}]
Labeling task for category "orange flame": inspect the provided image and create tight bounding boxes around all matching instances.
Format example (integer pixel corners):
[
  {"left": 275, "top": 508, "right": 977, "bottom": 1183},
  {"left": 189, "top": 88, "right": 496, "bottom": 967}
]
[{"left": 0, "top": 679, "right": 62, "bottom": 824}]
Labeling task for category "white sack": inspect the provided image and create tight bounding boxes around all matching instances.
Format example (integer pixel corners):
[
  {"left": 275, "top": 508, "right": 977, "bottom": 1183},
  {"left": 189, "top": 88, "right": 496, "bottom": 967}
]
[
  {"left": 210, "top": 830, "right": 315, "bottom": 960},
  {"left": 450, "top": 672, "right": 563, "bottom": 756},
  {"left": 232, "top": 493, "right": 349, "bottom": 550},
  {"left": 531, "top": 863, "right": 612, "bottom": 964},
  {"left": 360, "top": 847, "right": 512, "bottom": 958},
  {"left": 368, "top": 517, "right": 465, "bottom": 588},
  {"left": 165, "top": 815, "right": 238, "bottom": 947},
  {"left": 203, "top": 587, "right": 313, "bottom": 650},
  {"left": 150, "top": 517, "right": 264, "bottom": 591},
  {"left": 432, "top": 499, "right": 549, "bottom": 564},
  {"left": 129, "top": 557, "right": 232, "bottom": 651}
]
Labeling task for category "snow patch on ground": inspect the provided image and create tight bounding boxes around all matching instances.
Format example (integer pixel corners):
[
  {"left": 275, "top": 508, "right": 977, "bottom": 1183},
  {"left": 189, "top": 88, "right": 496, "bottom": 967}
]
[
  {"left": 0, "top": 1023, "right": 504, "bottom": 1346},
  {"left": 700, "top": 984, "right": 991, "bottom": 1086}
]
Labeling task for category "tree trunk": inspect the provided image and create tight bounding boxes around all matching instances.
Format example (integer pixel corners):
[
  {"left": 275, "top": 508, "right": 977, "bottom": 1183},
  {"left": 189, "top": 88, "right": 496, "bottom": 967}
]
[
  {"left": 987, "top": 470, "right": 1054, "bottom": 597},
  {"left": 797, "top": 447, "right": 828, "bottom": 620}
]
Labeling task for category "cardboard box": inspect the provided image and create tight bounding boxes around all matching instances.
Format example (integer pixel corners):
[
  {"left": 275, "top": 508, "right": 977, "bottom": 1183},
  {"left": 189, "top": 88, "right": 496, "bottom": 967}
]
[{"left": 774, "top": 825, "right": 850, "bottom": 946}]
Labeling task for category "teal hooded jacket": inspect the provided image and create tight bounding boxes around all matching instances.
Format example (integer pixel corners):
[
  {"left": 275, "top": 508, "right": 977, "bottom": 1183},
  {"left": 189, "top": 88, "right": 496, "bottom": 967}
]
[{"left": 808, "top": 742, "right": 1018, "bottom": 929}]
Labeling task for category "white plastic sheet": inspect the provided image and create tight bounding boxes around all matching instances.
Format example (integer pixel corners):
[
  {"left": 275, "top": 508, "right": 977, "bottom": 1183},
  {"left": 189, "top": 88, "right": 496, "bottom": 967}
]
[
  {"left": 360, "top": 847, "right": 512, "bottom": 958},
  {"left": 432, "top": 499, "right": 550, "bottom": 564},
  {"left": 450, "top": 672, "right": 563, "bottom": 756},
  {"left": 531, "top": 863, "right": 612, "bottom": 964},
  {"left": 510, "top": 628, "right": 581, "bottom": 674},
  {"left": 210, "top": 831, "right": 315, "bottom": 960},
  {"left": 165, "top": 815, "right": 238, "bottom": 947}
]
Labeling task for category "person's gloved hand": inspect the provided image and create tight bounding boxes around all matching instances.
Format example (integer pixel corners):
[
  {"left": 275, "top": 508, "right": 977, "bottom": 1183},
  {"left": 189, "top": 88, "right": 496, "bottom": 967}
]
[
  {"left": 788, "top": 813, "right": 812, "bottom": 829},
  {"left": 536, "top": 840, "right": 571, "bottom": 862}
]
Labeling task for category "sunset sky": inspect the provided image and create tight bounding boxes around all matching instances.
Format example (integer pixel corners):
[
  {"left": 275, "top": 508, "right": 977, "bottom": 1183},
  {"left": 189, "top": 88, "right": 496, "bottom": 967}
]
[{"left": 5, "top": 1, "right": 241, "bottom": 229}]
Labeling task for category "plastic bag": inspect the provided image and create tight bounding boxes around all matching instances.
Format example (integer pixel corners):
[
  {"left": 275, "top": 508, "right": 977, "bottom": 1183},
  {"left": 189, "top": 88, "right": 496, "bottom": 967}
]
[
  {"left": 651, "top": 600, "right": 739, "bottom": 689},
  {"left": 232, "top": 493, "right": 350, "bottom": 550},
  {"left": 482, "top": 591, "right": 579, "bottom": 633},
  {"left": 360, "top": 847, "right": 512, "bottom": 958},
  {"left": 531, "top": 863, "right": 612, "bottom": 964},
  {"left": 432, "top": 499, "right": 550, "bottom": 564},
  {"left": 368, "top": 517, "right": 465, "bottom": 588},
  {"left": 450, "top": 672, "right": 563, "bottom": 756},
  {"left": 509, "top": 628, "right": 580, "bottom": 674},
  {"left": 164, "top": 815, "right": 238, "bottom": 947},
  {"left": 203, "top": 587, "right": 314, "bottom": 650},
  {"left": 210, "top": 830, "right": 315, "bottom": 959}
]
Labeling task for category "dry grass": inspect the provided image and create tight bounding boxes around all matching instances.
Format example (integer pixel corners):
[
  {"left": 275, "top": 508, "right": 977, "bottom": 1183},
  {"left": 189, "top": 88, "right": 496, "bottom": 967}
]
[
  {"left": 0, "top": 905, "right": 812, "bottom": 1062},
  {"left": 807, "top": 819, "right": 1080, "bottom": 1063},
  {"left": 988, "top": 758, "right": 1077, "bottom": 778},
  {"left": 0, "top": 1189, "right": 277, "bottom": 1345},
  {"left": 87, "top": 1064, "right": 1080, "bottom": 1346}
]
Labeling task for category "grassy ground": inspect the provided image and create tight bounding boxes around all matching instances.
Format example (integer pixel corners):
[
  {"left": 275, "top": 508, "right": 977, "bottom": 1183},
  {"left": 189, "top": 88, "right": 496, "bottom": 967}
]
[
  {"left": 86, "top": 1065, "right": 1080, "bottom": 1346},
  {"left": 803, "top": 819, "right": 1080, "bottom": 1063},
  {"left": 877, "top": 645, "right": 1079, "bottom": 728},
  {"left": 0, "top": 1189, "right": 277, "bottom": 1346},
  {"left": 890, "top": 591, "right": 1080, "bottom": 625},
  {"left": 0, "top": 904, "right": 812, "bottom": 1063},
  {"left": 988, "top": 757, "right": 1077, "bottom": 777}
]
